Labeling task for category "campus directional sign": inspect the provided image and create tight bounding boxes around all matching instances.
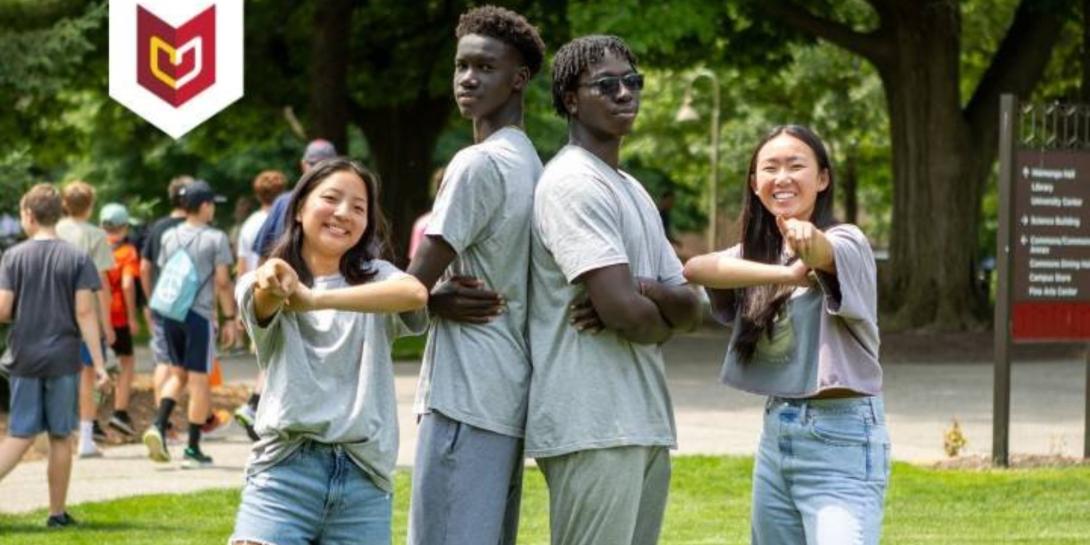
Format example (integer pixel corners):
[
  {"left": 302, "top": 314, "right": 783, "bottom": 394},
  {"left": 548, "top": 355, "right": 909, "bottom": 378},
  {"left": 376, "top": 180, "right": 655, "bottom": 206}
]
[
  {"left": 994, "top": 95, "right": 1090, "bottom": 466},
  {"left": 1011, "top": 151, "right": 1090, "bottom": 340}
]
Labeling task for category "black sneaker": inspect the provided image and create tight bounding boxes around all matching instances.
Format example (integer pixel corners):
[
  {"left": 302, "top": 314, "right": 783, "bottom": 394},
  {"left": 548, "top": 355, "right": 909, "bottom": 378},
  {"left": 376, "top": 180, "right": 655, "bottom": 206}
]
[
  {"left": 46, "top": 512, "right": 77, "bottom": 528},
  {"left": 108, "top": 412, "right": 135, "bottom": 437},
  {"left": 92, "top": 420, "right": 108, "bottom": 442},
  {"left": 182, "top": 447, "right": 213, "bottom": 469}
]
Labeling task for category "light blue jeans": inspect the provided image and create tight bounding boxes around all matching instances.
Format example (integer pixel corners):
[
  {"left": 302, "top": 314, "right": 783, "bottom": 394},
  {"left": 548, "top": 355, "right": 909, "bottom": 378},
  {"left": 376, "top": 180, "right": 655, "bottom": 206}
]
[
  {"left": 231, "top": 441, "right": 392, "bottom": 545},
  {"left": 751, "top": 396, "right": 890, "bottom": 545}
]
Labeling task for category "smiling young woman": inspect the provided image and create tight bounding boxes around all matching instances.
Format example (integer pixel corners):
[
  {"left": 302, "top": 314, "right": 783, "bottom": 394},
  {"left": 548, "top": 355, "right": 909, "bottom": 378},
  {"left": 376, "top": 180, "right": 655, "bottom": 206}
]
[{"left": 683, "top": 125, "right": 889, "bottom": 545}]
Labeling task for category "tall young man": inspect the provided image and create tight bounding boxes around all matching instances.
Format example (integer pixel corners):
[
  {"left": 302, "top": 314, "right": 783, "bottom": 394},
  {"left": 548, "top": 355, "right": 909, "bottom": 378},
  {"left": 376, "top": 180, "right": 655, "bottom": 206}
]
[
  {"left": 527, "top": 35, "right": 702, "bottom": 545},
  {"left": 406, "top": 6, "right": 545, "bottom": 545},
  {"left": 142, "top": 180, "right": 238, "bottom": 468},
  {"left": 56, "top": 181, "right": 116, "bottom": 457},
  {"left": 0, "top": 184, "right": 108, "bottom": 528}
]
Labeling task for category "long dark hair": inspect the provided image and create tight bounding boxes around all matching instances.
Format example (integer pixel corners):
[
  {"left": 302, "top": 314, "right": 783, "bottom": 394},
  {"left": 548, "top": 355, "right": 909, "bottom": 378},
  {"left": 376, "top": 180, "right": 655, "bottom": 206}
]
[
  {"left": 734, "top": 125, "right": 837, "bottom": 362},
  {"left": 269, "top": 158, "right": 389, "bottom": 287}
]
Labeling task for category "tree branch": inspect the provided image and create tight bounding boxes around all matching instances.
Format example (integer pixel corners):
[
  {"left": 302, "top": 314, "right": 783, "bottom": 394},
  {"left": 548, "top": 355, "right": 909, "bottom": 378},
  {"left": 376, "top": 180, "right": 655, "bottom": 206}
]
[
  {"left": 762, "top": 1, "right": 887, "bottom": 63},
  {"left": 965, "top": 0, "right": 1066, "bottom": 139}
]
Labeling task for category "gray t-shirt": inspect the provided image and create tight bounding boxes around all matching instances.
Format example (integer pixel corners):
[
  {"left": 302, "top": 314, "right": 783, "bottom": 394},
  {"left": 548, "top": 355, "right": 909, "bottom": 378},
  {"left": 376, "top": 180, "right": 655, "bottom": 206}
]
[
  {"left": 0, "top": 239, "right": 100, "bottom": 377},
  {"left": 157, "top": 223, "right": 233, "bottom": 320},
  {"left": 414, "top": 127, "right": 543, "bottom": 438},
  {"left": 237, "top": 260, "right": 427, "bottom": 492},
  {"left": 713, "top": 224, "right": 882, "bottom": 397},
  {"left": 57, "top": 218, "right": 115, "bottom": 272},
  {"left": 526, "top": 145, "right": 686, "bottom": 458}
]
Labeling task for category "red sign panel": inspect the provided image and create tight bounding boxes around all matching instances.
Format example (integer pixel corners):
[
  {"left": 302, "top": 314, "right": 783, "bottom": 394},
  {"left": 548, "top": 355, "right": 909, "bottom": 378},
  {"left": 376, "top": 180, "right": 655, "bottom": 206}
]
[{"left": 136, "top": 5, "right": 216, "bottom": 108}]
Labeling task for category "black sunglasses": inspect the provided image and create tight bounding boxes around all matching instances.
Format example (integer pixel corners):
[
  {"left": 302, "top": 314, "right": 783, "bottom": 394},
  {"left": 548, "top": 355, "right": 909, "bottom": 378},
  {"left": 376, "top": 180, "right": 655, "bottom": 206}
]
[{"left": 579, "top": 73, "right": 644, "bottom": 97}]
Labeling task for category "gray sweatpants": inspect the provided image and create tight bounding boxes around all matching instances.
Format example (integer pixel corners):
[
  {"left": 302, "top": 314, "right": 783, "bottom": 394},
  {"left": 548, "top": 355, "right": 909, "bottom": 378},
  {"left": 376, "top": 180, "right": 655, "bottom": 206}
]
[
  {"left": 537, "top": 446, "right": 671, "bottom": 545},
  {"left": 408, "top": 411, "right": 524, "bottom": 545}
]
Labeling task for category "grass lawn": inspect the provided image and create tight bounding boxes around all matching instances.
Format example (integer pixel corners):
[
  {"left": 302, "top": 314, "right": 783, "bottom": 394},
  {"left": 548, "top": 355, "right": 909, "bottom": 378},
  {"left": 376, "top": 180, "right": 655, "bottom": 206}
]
[{"left": 1, "top": 456, "right": 1088, "bottom": 544}]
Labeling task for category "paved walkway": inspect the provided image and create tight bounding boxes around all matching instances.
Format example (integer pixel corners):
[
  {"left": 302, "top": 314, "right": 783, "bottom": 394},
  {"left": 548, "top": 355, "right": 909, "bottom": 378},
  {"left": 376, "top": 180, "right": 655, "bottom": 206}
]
[{"left": 2, "top": 330, "right": 1086, "bottom": 513}]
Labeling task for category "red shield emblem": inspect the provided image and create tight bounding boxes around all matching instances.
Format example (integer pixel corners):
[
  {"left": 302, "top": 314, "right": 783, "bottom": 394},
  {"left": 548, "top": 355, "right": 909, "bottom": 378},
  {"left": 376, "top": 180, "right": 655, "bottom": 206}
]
[{"left": 136, "top": 5, "right": 216, "bottom": 108}]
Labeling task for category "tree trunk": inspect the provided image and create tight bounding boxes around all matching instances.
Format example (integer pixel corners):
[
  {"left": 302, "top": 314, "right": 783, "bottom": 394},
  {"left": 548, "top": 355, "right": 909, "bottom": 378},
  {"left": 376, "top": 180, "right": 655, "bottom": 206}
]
[
  {"left": 359, "top": 96, "right": 452, "bottom": 265},
  {"left": 307, "top": 0, "right": 353, "bottom": 152},
  {"left": 879, "top": 3, "right": 984, "bottom": 329}
]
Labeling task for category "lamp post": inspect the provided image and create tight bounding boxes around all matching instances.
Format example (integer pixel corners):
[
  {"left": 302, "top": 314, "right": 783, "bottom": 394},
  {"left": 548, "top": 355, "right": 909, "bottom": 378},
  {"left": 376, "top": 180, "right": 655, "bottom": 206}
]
[{"left": 676, "top": 69, "right": 720, "bottom": 253}]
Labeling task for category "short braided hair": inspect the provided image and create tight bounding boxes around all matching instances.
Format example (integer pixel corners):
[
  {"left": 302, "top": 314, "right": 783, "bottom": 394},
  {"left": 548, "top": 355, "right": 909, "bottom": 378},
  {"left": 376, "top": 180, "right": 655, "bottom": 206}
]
[
  {"left": 456, "top": 5, "right": 545, "bottom": 77},
  {"left": 551, "top": 35, "right": 637, "bottom": 119}
]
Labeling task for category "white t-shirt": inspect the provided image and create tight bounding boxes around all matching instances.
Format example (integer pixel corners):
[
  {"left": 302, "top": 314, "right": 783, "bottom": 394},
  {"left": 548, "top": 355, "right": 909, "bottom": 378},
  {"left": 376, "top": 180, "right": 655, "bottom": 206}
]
[{"left": 237, "top": 209, "right": 269, "bottom": 272}]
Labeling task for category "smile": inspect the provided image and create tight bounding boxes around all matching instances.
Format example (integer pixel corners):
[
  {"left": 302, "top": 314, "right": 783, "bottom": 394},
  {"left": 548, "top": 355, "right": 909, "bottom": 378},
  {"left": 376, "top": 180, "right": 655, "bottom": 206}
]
[
  {"left": 773, "top": 191, "right": 797, "bottom": 201},
  {"left": 323, "top": 223, "right": 351, "bottom": 237}
]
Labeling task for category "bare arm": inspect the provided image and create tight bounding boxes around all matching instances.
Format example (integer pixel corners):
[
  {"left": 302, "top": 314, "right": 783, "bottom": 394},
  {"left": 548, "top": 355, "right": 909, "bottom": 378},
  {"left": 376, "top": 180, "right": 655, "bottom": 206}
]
[
  {"left": 291, "top": 275, "right": 428, "bottom": 314},
  {"left": 580, "top": 264, "right": 673, "bottom": 345},
  {"left": 638, "top": 279, "right": 702, "bottom": 332},
  {"left": 139, "top": 258, "right": 154, "bottom": 299},
  {"left": 76, "top": 288, "right": 108, "bottom": 387},
  {"left": 122, "top": 272, "right": 140, "bottom": 336},
  {"left": 683, "top": 254, "right": 807, "bottom": 289},
  {"left": 215, "top": 264, "right": 238, "bottom": 346},
  {"left": 407, "top": 235, "right": 503, "bottom": 322},
  {"left": 0, "top": 289, "right": 13, "bottom": 323},
  {"left": 97, "top": 271, "right": 116, "bottom": 345}
]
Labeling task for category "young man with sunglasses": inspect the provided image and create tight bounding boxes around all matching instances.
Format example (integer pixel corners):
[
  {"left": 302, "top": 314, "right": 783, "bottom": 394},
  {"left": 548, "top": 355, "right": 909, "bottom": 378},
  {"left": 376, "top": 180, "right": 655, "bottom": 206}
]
[
  {"left": 405, "top": 6, "right": 545, "bottom": 545},
  {"left": 526, "top": 35, "right": 701, "bottom": 545}
]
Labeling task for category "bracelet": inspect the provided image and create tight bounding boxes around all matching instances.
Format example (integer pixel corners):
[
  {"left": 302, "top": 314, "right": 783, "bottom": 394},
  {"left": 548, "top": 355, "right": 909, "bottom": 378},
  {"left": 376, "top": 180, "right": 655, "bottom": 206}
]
[{"left": 223, "top": 315, "right": 236, "bottom": 321}]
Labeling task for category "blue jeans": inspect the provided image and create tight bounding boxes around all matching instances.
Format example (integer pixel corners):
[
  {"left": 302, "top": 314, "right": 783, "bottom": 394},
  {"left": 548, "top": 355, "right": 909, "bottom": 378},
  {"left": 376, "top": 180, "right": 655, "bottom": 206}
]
[
  {"left": 231, "top": 441, "right": 392, "bottom": 545},
  {"left": 751, "top": 396, "right": 890, "bottom": 545}
]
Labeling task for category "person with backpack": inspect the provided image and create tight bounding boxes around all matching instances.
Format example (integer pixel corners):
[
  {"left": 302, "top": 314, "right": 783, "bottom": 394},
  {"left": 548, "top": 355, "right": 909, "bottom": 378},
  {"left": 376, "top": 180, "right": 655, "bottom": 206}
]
[
  {"left": 229, "top": 159, "right": 427, "bottom": 545},
  {"left": 142, "top": 179, "right": 238, "bottom": 468}
]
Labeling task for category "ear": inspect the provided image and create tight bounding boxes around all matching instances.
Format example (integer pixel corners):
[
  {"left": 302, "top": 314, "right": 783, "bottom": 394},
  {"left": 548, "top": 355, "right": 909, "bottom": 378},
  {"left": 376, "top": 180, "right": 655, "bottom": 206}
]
[
  {"left": 512, "top": 66, "right": 530, "bottom": 93},
  {"left": 749, "top": 173, "right": 757, "bottom": 193},
  {"left": 818, "top": 168, "right": 830, "bottom": 191},
  {"left": 563, "top": 90, "right": 578, "bottom": 117}
]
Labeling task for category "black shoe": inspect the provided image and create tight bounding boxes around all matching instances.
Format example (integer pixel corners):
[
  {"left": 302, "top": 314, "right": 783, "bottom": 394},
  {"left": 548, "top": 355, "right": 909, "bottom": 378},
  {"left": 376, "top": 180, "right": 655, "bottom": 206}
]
[
  {"left": 182, "top": 447, "right": 213, "bottom": 469},
  {"left": 46, "top": 512, "right": 77, "bottom": 528},
  {"left": 108, "top": 412, "right": 135, "bottom": 437},
  {"left": 92, "top": 420, "right": 108, "bottom": 442}
]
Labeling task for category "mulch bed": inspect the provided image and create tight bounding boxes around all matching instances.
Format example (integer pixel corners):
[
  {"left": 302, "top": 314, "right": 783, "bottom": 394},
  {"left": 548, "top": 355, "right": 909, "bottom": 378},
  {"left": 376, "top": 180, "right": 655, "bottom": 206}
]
[
  {"left": 931, "top": 454, "right": 1090, "bottom": 470},
  {"left": 0, "top": 374, "right": 250, "bottom": 462}
]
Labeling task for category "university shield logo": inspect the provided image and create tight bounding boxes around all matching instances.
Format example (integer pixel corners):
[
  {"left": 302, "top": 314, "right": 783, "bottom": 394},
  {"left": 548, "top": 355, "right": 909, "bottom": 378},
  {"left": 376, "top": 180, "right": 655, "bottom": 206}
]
[{"left": 109, "top": 1, "right": 243, "bottom": 139}]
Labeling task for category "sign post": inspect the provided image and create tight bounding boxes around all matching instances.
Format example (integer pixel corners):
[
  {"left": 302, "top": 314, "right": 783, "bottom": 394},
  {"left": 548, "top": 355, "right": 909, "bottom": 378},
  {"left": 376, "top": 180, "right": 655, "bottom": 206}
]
[{"left": 995, "top": 96, "right": 1090, "bottom": 465}]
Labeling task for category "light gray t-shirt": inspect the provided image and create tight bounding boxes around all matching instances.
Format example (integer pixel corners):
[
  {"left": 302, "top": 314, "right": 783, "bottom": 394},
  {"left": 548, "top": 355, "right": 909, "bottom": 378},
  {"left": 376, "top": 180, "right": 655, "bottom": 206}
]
[
  {"left": 526, "top": 145, "right": 686, "bottom": 458},
  {"left": 414, "top": 127, "right": 543, "bottom": 438},
  {"left": 236, "top": 260, "right": 427, "bottom": 492},
  {"left": 157, "top": 223, "right": 233, "bottom": 320},
  {"left": 712, "top": 224, "right": 882, "bottom": 397}
]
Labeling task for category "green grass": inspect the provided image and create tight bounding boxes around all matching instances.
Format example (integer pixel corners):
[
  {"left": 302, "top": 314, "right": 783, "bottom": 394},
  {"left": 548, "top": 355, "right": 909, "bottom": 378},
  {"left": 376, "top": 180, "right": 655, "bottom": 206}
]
[
  {"left": 1, "top": 456, "right": 1088, "bottom": 544},
  {"left": 392, "top": 334, "right": 426, "bottom": 361}
]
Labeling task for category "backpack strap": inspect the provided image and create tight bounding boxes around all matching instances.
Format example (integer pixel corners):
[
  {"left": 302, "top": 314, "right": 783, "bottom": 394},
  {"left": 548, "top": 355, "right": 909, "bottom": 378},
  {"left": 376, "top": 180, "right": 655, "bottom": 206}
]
[{"left": 172, "top": 227, "right": 217, "bottom": 294}]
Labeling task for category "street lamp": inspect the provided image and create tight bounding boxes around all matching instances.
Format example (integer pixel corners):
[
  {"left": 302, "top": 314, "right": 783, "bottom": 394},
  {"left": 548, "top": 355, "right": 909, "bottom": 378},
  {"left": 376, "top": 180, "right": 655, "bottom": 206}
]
[{"left": 676, "top": 69, "right": 720, "bottom": 253}]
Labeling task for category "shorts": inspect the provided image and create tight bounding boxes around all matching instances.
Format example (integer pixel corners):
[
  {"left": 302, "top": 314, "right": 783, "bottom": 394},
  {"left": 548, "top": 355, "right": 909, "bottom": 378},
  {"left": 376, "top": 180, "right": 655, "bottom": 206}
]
[
  {"left": 159, "top": 310, "right": 214, "bottom": 373},
  {"left": 111, "top": 324, "right": 134, "bottom": 357},
  {"left": 79, "top": 338, "right": 109, "bottom": 368},
  {"left": 231, "top": 442, "right": 392, "bottom": 545},
  {"left": 7, "top": 373, "right": 80, "bottom": 438},
  {"left": 150, "top": 314, "right": 172, "bottom": 364}
]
